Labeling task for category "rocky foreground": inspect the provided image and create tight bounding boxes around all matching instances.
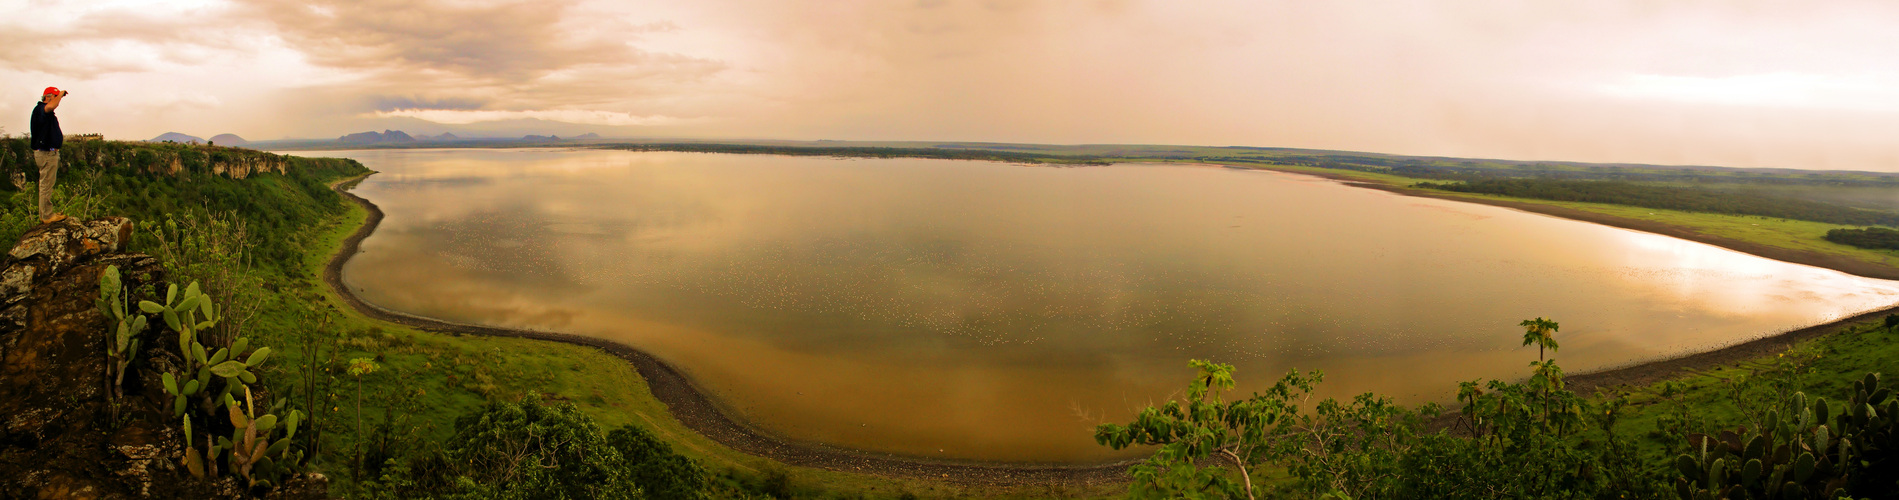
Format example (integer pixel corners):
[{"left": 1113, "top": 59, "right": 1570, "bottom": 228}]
[{"left": 0, "top": 217, "right": 322, "bottom": 499}]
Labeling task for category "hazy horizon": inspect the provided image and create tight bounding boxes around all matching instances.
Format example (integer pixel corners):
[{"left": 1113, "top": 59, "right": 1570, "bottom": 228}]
[{"left": 7, "top": 1, "right": 1899, "bottom": 171}]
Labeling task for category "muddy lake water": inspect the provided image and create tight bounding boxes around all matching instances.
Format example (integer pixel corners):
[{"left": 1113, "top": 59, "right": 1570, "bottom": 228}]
[{"left": 305, "top": 148, "right": 1899, "bottom": 462}]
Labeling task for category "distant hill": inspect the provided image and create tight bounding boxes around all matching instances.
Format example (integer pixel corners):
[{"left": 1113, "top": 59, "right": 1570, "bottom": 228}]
[
  {"left": 574, "top": 133, "right": 600, "bottom": 140},
  {"left": 208, "top": 134, "right": 249, "bottom": 146},
  {"left": 148, "top": 132, "right": 204, "bottom": 144},
  {"left": 338, "top": 130, "right": 417, "bottom": 144},
  {"left": 412, "top": 132, "right": 460, "bottom": 142},
  {"left": 523, "top": 135, "right": 560, "bottom": 142}
]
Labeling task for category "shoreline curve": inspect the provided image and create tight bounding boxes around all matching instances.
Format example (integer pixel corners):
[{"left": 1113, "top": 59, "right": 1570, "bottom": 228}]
[
  {"left": 322, "top": 175, "right": 1135, "bottom": 486},
  {"left": 322, "top": 162, "right": 1899, "bottom": 484},
  {"left": 1256, "top": 166, "right": 1899, "bottom": 394}
]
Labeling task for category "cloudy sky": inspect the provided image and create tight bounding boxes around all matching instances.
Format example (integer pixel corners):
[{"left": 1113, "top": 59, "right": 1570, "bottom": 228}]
[{"left": 5, "top": 0, "right": 1899, "bottom": 170}]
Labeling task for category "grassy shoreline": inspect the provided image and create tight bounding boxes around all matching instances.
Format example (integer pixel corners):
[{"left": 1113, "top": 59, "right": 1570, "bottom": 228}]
[{"left": 1215, "top": 161, "right": 1899, "bottom": 280}]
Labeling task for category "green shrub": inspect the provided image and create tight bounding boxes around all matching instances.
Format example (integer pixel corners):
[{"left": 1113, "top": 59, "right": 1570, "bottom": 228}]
[{"left": 362, "top": 394, "right": 709, "bottom": 499}]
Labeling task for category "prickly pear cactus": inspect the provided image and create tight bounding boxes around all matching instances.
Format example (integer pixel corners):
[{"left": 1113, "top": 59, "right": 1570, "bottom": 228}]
[
  {"left": 1674, "top": 373, "right": 1897, "bottom": 500},
  {"left": 142, "top": 280, "right": 309, "bottom": 490},
  {"left": 98, "top": 265, "right": 148, "bottom": 396}
]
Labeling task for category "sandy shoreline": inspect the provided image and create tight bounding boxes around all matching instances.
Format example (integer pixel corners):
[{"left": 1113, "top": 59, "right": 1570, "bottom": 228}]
[{"left": 321, "top": 164, "right": 1899, "bottom": 483}]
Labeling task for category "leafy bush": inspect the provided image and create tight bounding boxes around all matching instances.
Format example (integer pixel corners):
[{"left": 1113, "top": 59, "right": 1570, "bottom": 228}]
[
  {"left": 362, "top": 394, "right": 708, "bottom": 499},
  {"left": 1096, "top": 359, "right": 1668, "bottom": 499},
  {"left": 608, "top": 425, "right": 708, "bottom": 500},
  {"left": 1825, "top": 227, "right": 1899, "bottom": 250},
  {"left": 1097, "top": 318, "right": 1680, "bottom": 499}
]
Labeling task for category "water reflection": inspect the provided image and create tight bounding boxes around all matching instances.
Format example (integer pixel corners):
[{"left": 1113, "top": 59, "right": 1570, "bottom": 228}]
[{"left": 312, "top": 149, "right": 1899, "bottom": 462}]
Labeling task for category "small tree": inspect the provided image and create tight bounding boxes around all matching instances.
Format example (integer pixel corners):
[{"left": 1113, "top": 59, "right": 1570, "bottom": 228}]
[
  {"left": 1519, "top": 317, "right": 1560, "bottom": 362},
  {"left": 1094, "top": 360, "right": 1426, "bottom": 499},
  {"left": 1094, "top": 359, "right": 1293, "bottom": 499},
  {"left": 1098, "top": 318, "right": 1672, "bottom": 499}
]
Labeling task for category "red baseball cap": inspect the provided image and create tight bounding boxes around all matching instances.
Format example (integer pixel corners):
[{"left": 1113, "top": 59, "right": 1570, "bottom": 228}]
[{"left": 42, "top": 87, "right": 60, "bottom": 96}]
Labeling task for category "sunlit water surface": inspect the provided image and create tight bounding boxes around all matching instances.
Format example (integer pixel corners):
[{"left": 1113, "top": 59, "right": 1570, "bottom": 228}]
[{"left": 307, "top": 149, "right": 1899, "bottom": 462}]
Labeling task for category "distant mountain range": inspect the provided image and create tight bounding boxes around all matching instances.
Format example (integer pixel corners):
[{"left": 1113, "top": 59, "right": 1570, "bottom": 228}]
[
  {"left": 329, "top": 130, "right": 601, "bottom": 144},
  {"left": 340, "top": 129, "right": 415, "bottom": 144},
  {"left": 147, "top": 132, "right": 250, "bottom": 146}
]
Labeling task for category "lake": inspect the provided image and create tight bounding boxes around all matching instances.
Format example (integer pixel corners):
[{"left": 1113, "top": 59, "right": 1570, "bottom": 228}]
[{"left": 308, "top": 148, "right": 1899, "bottom": 462}]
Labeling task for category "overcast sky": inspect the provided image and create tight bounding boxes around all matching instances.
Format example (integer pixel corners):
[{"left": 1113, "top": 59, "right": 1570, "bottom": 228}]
[{"left": 6, "top": 0, "right": 1899, "bottom": 170}]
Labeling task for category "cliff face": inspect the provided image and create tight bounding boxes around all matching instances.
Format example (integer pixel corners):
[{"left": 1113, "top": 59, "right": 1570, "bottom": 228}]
[
  {"left": 93, "top": 146, "right": 290, "bottom": 179},
  {"left": 1, "top": 139, "right": 323, "bottom": 187},
  {"left": 206, "top": 154, "right": 290, "bottom": 179},
  {"left": 0, "top": 218, "right": 321, "bottom": 499}
]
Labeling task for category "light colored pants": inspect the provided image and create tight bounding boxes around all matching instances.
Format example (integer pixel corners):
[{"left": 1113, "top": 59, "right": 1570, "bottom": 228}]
[{"left": 35, "top": 150, "right": 57, "bottom": 219}]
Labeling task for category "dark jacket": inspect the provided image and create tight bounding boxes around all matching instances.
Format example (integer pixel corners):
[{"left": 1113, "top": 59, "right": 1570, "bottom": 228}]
[{"left": 30, "top": 101, "right": 61, "bottom": 151}]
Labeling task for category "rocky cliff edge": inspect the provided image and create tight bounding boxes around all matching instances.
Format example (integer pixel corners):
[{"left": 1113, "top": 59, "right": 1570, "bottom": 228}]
[{"left": 0, "top": 217, "right": 323, "bottom": 499}]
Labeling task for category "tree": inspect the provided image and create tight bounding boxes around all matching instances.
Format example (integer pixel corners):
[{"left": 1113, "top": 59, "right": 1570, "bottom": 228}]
[
  {"left": 433, "top": 394, "right": 638, "bottom": 500},
  {"left": 1094, "top": 359, "right": 1300, "bottom": 500},
  {"left": 1093, "top": 361, "right": 1428, "bottom": 499},
  {"left": 607, "top": 424, "right": 707, "bottom": 500},
  {"left": 1519, "top": 317, "right": 1560, "bottom": 361},
  {"left": 364, "top": 394, "right": 659, "bottom": 499},
  {"left": 1097, "top": 318, "right": 1677, "bottom": 499}
]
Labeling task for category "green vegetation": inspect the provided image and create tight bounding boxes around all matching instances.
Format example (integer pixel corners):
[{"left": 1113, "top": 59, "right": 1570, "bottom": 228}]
[
  {"left": 1414, "top": 179, "right": 1899, "bottom": 227},
  {"left": 132, "top": 276, "right": 312, "bottom": 491},
  {"left": 358, "top": 393, "right": 705, "bottom": 500},
  {"left": 1101, "top": 318, "right": 1899, "bottom": 499},
  {"left": 1825, "top": 227, "right": 1899, "bottom": 250},
  {"left": 1673, "top": 373, "right": 1899, "bottom": 499},
  {"left": 0, "top": 137, "right": 367, "bottom": 274},
  {"left": 98, "top": 265, "right": 147, "bottom": 405}
]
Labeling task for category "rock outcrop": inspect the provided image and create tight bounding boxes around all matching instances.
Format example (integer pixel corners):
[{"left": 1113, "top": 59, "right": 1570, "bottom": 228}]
[
  {"left": 49, "top": 142, "right": 294, "bottom": 180},
  {"left": 0, "top": 217, "right": 323, "bottom": 499},
  {"left": 207, "top": 155, "right": 290, "bottom": 179}
]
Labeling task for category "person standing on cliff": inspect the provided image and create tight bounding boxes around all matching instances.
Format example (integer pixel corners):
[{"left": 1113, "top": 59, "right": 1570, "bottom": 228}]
[{"left": 30, "top": 87, "right": 67, "bottom": 223}]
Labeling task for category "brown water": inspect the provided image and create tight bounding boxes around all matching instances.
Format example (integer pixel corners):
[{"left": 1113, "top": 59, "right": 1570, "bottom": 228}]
[{"left": 311, "top": 148, "right": 1899, "bottom": 463}]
